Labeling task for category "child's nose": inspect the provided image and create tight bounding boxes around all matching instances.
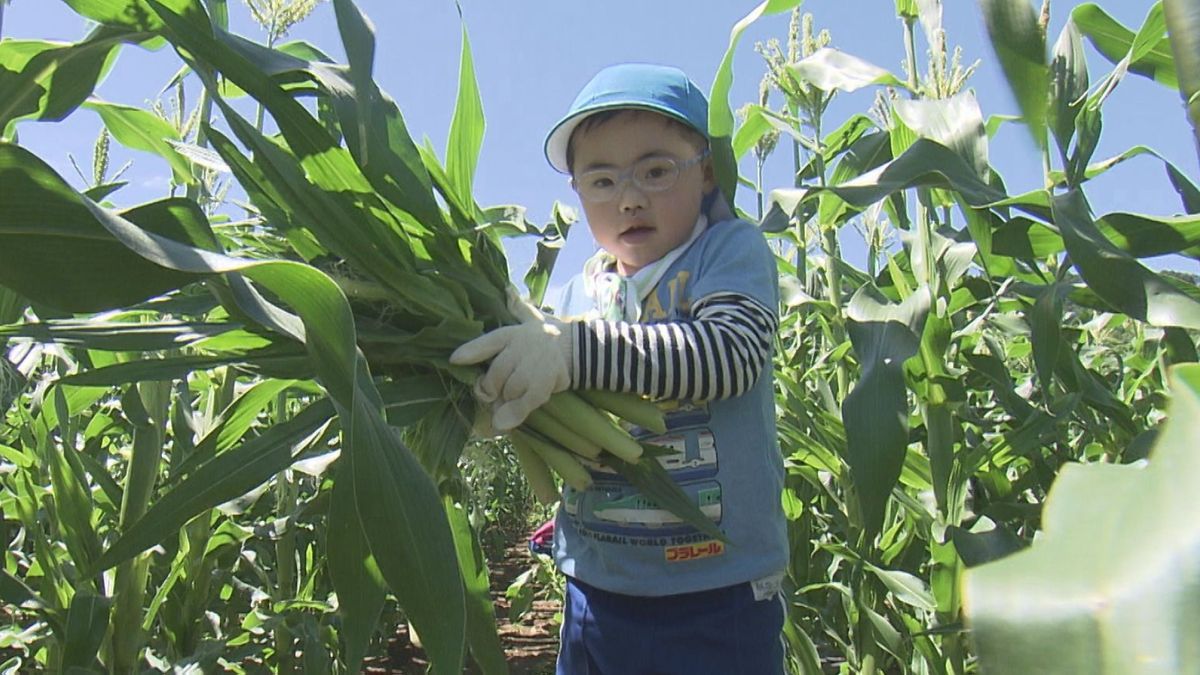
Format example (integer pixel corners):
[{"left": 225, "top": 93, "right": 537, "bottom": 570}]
[{"left": 617, "top": 181, "right": 648, "bottom": 213}]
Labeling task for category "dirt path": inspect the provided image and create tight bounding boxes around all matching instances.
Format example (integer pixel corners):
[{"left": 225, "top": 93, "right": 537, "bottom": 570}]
[{"left": 367, "top": 543, "right": 560, "bottom": 674}]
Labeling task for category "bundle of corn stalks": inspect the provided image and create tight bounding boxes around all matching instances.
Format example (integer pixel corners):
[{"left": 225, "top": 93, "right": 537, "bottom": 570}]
[{"left": 145, "top": 0, "right": 719, "bottom": 537}]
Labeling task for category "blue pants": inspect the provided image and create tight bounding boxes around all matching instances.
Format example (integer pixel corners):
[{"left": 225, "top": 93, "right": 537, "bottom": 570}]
[{"left": 557, "top": 576, "right": 785, "bottom": 675}]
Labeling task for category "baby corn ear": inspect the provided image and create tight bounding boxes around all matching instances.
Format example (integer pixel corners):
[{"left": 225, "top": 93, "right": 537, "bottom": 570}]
[
  {"left": 578, "top": 389, "right": 667, "bottom": 435},
  {"left": 512, "top": 429, "right": 594, "bottom": 492},
  {"left": 543, "top": 392, "right": 643, "bottom": 462},
  {"left": 509, "top": 434, "right": 561, "bottom": 505},
  {"left": 524, "top": 408, "right": 603, "bottom": 459}
]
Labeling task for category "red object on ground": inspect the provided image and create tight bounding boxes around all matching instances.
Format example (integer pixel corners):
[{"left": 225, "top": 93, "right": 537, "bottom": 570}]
[{"left": 529, "top": 520, "right": 555, "bottom": 555}]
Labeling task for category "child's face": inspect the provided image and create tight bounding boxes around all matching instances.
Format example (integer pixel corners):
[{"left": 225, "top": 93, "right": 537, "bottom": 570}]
[{"left": 570, "top": 111, "right": 714, "bottom": 276}]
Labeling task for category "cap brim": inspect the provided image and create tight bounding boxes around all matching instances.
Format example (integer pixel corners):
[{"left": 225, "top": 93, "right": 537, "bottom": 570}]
[{"left": 543, "top": 103, "right": 700, "bottom": 174}]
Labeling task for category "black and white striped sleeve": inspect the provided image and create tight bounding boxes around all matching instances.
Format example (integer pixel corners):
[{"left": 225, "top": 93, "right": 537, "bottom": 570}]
[{"left": 570, "top": 292, "right": 777, "bottom": 402}]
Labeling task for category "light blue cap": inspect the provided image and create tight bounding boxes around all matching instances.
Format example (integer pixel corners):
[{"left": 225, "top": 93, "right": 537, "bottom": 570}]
[{"left": 544, "top": 63, "right": 710, "bottom": 174}]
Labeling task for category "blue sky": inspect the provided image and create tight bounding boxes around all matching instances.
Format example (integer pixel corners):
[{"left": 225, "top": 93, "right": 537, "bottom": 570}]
[{"left": 7, "top": 1, "right": 1194, "bottom": 298}]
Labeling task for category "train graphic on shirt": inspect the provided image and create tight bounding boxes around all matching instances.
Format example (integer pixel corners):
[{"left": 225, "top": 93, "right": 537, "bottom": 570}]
[
  {"left": 563, "top": 481, "right": 723, "bottom": 537},
  {"left": 591, "top": 485, "right": 722, "bottom": 528},
  {"left": 564, "top": 405, "right": 724, "bottom": 538},
  {"left": 584, "top": 406, "right": 718, "bottom": 481}
]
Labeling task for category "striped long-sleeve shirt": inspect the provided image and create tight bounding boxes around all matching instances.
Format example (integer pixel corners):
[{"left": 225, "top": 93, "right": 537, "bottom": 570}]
[{"left": 570, "top": 291, "right": 777, "bottom": 402}]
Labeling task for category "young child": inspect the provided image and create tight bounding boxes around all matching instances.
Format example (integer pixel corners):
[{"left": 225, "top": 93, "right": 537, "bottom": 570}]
[{"left": 451, "top": 63, "right": 788, "bottom": 674}]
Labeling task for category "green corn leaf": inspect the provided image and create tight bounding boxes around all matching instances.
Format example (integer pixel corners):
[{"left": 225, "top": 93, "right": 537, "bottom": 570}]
[
  {"left": 0, "top": 319, "right": 234, "bottom": 351},
  {"left": 46, "top": 388, "right": 103, "bottom": 573},
  {"left": 1052, "top": 189, "right": 1200, "bottom": 329},
  {"left": 1029, "top": 283, "right": 1069, "bottom": 399},
  {"left": 958, "top": 196, "right": 1021, "bottom": 278},
  {"left": 58, "top": 346, "right": 310, "bottom": 386},
  {"left": 524, "top": 232, "right": 564, "bottom": 308},
  {"left": 523, "top": 203, "right": 574, "bottom": 307},
  {"left": 327, "top": 464, "right": 386, "bottom": 675},
  {"left": 990, "top": 209, "right": 1200, "bottom": 261},
  {"left": 980, "top": 0, "right": 1049, "bottom": 149},
  {"left": 1072, "top": 3, "right": 1177, "bottom": 87},
  {"left": 60, "top": 591, "right": 110, "bottom": 672},
  {"left": 747, "top": 104, "right": 806, "bottom": 147},
  {"left": 180, "top": 378, "right": 301, "bottom": 473},
  {"left": 962, "top": 350, "right": 1037, "bottom": 422},
  {"left": 344, "top": 381, "right": 466, "bottom": 675},
  {"left": 1094, "top": 212, "right": 1200, "bottom": 258},
  {"left": 815, "top": 138, "right": 1011, "bottom": 213},
  {"left": 1048, "top": 144, "right": 1194, "bottom": 189},
  {"left": 1055, "top": 338, "right": 1137, "bottom": 434},
  {"left": 948, "top": 517, "right": 1025, "bottom": 568},
  {"left": 445, "top": 496, "right": 508, "bottom": 675},
  {"left": 806, "top": 128, "right": 893, "bottom": 228},
  {"left": 1164, "top": 0, "right": 1200, "bottom": 159},
  {"left": 331, "top": 0, "right": 377, "bottom": 165},
  {"left": 74, "top": 448, "right": 123, "bottom": 519},
  {"left": 985, "top": 113, "right": 1022, "bottom": 138},
  {"left": 731, "top": 104, "right": 775, "bottom": 159},
  {"left": 0, "top": 27, "right": 132, "bottom": 135},
  {"left": 1049, "top": 19, "right": 1089, "bottom": 157},
  {"left": 231, "top": 47, "right": 453, "bottom": 233},
  {"left": 96, "top": 398, "right": 334, "bottom": 571},
  {"left": 446, "top": 15, "right": 485, "bottom": 215},
  {"left": 0, "top": 568, "right": 43, "bottom": 610},
  {"left": 296, "top": 4, "right": 451, "bottom": 231},
  {"left": 376, "top": 376, "right": 449, "bottom": 427},
  {"left": 83, "top": 181, "right": 128, "bottom": 202},
  {"left": 865, "top": 562, "right": 936, "bottom": 611},
  {"left": 966, "top": 364, "right": 1200, "bottom": 674},
  {"left": 709, "top": 0, "right": 805, "bottom": 201},
  {"left": 34, "top": 387, "right": 108, "bottom": 444},
  {"left": 209, "top": 112, "right": 467, "bottom": 321},
  {"left": 1166, "top": 160, "right": 1200, "bottom": 213},
  {"left": 1132, "top": 3, "right": 1169, "bottom": 63},
  {"left": 199, "top": 122, "right": 326, "bottom": 260},
  {"left": 794, "top": 115, "right": 882, "bottom": 183},
  {"left": 420, "top": 138, "right": 479, "bottom": 231},
  {"left": 841, "top": 285, "right": 929, "bottom": 536},
  {"left": 892, "top": 91, "right": 988, "bottom": 179},
  {"left": 83, "top": 100, "right": 196, "bottom": 185},
  {"left": 1164, "top": 326, "right": 1199, "bottom": 365},
  {"left": 405, "top": 396, "right": 471, "bottom": 479},
  {"left": 211, "top": 38, "right": 333, "bottom": 99},
  {"left": 0, "top": 152, "right": 217, "bottom": 312},
  {"left": 61, "top": 0, "right": 200, "bottom": 32},
  {"left": 789, "top": 48, "right": 907, "bottom": 93}
]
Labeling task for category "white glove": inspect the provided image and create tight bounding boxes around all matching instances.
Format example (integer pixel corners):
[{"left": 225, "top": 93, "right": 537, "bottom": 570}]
[{"left": 449, "top": 291, "right": 573, "bottom": 431}]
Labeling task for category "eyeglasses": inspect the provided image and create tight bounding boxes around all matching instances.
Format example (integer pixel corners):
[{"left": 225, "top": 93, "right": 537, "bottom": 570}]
[{"left": 571, "top": 149, "right": 710, "bottom": 203}]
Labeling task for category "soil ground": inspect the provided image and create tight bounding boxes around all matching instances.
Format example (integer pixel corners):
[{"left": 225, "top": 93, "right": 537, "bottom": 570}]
[{"left": 365, "top": 543, "right": 560, "bottom": 674}]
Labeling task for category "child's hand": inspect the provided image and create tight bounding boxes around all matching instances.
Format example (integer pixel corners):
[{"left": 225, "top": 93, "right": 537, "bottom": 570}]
[{"left": 449, "top": 294, "right": 573, "bottom": 431}]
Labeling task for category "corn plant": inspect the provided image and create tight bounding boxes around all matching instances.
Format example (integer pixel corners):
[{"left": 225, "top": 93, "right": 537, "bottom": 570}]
[{"left": 717, "top": 0, "right": 1200, "bottom": 673}]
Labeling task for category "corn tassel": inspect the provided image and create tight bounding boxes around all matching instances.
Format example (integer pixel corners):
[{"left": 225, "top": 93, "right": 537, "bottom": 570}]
[
  {"left": 509, "top": 433, "right": 561, "bottom": 505},
  {"left": 542, "top": 392, "right": 643, "bottom": 462},
  {"left": 578, "top": 389, "right": 667, "bottom": 435},
  {"left": 511, "top": 429, "right": 594, "bottom": 492},
  {"left": 523, "top": 408, "right": 603, "bottom": 459}
]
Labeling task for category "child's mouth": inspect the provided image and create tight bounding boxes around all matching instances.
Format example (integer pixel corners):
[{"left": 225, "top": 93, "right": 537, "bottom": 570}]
[{"left": 619, "top": 225, "right": 655, "bottom": 243}]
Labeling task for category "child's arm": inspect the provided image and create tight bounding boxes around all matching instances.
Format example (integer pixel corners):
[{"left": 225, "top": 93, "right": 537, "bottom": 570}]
[{"left": 571, "top": 291, "right": 777, "bottom": 402}]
